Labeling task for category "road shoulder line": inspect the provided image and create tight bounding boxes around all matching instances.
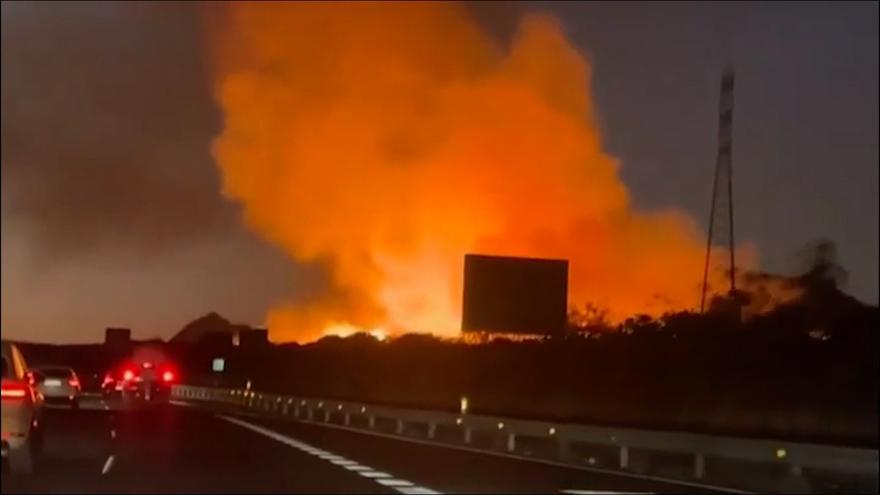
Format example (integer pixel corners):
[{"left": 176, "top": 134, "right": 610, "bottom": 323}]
[
  {"left": 219, "top": 415, "right": 441, "bottom": 495},
  {"left": 216, "top": 406, "right": 749, "bottom": 494}
]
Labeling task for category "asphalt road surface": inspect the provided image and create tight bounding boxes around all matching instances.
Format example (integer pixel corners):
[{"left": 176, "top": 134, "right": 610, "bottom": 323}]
[{"left": 2, "top": 397, "right": 728, "bottom": 494}]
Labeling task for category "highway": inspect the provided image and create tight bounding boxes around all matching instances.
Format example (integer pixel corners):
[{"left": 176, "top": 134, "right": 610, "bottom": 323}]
[{"left": 2, "top": 397, "right": 722, "bottom": 494}]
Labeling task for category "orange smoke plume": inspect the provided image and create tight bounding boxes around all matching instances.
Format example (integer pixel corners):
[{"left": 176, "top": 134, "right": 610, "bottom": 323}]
[{"left": 209, "top": 2, "right": 739, "bottom": 342}]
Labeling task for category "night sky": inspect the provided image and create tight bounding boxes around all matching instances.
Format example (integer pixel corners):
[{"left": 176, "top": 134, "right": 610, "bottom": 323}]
[{"left": 2, "top": 1, "right": 876, "bottom": 343}]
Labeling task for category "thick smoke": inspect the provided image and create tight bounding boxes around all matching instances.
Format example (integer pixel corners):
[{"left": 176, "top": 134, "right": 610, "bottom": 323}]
[
  {"left": 209, "top": 2, "right": 740, "bottom": 342},
  {"left": 1, "top": 2, "right": 308, "bottom": 342}
]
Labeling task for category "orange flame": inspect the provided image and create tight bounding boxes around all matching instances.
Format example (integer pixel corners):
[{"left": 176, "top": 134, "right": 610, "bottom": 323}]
[{"left": 208, "top": 2, "right": 743, "bottom": 342}]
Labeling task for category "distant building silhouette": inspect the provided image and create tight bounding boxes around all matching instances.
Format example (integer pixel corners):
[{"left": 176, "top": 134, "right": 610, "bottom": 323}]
[
  {"left": 104, "top": 327, "right": 131, "bottom": 350},
  {"left": 172, "top": 312, "right": 268, "bottom": 350}
]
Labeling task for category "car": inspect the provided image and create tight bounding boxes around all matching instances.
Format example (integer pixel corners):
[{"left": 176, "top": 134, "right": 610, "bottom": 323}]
[
  {"left": 34, "top": 366, "right": 81, "bottom": 408},
  {"left": 1, "top": 341, "right": 43, "bottom": 474},
  {"left": 102, "top": 359, "right": 177, "bottom": 402}
]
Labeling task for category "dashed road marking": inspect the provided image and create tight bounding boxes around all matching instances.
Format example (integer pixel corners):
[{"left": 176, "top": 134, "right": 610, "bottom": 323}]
[
  {"left": 562, "top": 491, "right": 653, "bottom": 495},
  {"left": 240, "top": 408, "right": 747, "bottom": 494},
  {"left": 358, "top": 471, "right": 393, "bottom": 478},
  {"left": 345, "top": 465, "right": 373, "bottom": 471},
  {"left": 220, "top": 415, "right": 441, "bottom": 495},
  {"left": 397, "top": 488, "right": 442, "bottom": 495},
  {"left": 101, "top": 455, "right": 116, "bottom": 475},
  {"left": 377, "top": 479, "right": 415, "bottom": 487}
]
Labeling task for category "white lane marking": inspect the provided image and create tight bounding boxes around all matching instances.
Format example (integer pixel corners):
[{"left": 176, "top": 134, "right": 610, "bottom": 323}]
[
  {"left": 220, "top": 416, "right": 442, "bottom": 495},
  {"left": 235, "top": 410, "right": 748, "bottom": 495},
  {"left": 318, "top": 454, "right": 346, "bottom": 461},
  {"left": 101, "top": 455, "right": 116, "bottom": 475},
  {"left": 397, "top": 488, "right": 442, "bottom": 495},
  {"left": 358, "top": 471, "right": 393, "bottom": 478},
  {"left": 563, "top": 491, "right": 653, "bottom": 495},
  {"left": 169, "top": 400, "right": 194, "bottom": 407},
  {"left": 377, "top": 479, "right": 415, "bottom": 487},
  {"left": 110, "top": 429, "right": 116, "bottom": 440},
  {"left": 345, "top": 465, "right": 373, "bottom": 471}
]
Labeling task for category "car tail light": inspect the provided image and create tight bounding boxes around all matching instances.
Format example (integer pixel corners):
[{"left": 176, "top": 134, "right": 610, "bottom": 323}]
[
  {"left": 69, "top": 378, "right": 81, "bottom": 388},
  {"left": 123, "top": 369, "right": 135, "bottom": 381},
  {"left": 102, "top": 374, "right": 113, "bottom": 385},
  {"left": 1, "top": 379, "right": 29, "bottom": 400},
  {"left": 162, "top": 370, "right": 175, "bottom": 383}
]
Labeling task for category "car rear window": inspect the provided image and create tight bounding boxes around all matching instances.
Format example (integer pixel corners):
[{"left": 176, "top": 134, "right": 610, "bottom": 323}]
[
  {"left": 1, "top": 357, "right": 9, "bottom": 378},
  {"left": 41, "top": 367, "right": 72, "bottom": 378}
]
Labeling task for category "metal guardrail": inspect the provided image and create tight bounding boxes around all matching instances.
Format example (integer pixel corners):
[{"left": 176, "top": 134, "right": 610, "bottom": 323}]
[{"left": 172, "top": 385, "right": 879, "bottom": 493}]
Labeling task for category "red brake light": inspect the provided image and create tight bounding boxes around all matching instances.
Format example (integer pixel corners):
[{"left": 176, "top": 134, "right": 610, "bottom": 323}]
[
  {"left": 68, "top": 378, "right": 81, "bottom": 388},
  {"left": 162, "top": 370, "right": 175, "bottom": 382},
  {"left": 1, "top": 379, "right": 29, "bottom": 399},
  {"left": 102, "top": 374, "right": 113, "bottom": 385},
  {"left": 123, "top": 369, "right": 135, "bottom": 381},
  {"left": 142, "top": 362, "right": 153, "bottom": 369}
]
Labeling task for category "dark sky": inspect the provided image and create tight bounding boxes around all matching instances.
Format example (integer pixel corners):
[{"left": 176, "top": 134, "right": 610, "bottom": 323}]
[{"left": 2, "top": 1, "right": 877, "bottom": 343}]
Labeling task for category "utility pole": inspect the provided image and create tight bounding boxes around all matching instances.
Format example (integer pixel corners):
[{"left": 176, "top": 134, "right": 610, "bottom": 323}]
[{"left": 700, "top": 68, "right": 736, "bottom": 313}]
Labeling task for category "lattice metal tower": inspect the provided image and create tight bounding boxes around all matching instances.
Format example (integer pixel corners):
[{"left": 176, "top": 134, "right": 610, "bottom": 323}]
[{"left": 700, "top": 68, "right": 736, "bottom": 313}]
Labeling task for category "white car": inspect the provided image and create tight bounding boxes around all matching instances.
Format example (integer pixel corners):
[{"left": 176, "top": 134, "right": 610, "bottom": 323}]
[
  {"left": 1, "top": 341, "right": 43, "bottom": 473},
  {"left": 35, "top": 366, "right": 81, "bottom": 408}
]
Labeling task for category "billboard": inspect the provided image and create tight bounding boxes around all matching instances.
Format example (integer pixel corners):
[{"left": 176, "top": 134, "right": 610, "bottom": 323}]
[{"left": 461, "top": 254, "right": 568, "bottom": 336}]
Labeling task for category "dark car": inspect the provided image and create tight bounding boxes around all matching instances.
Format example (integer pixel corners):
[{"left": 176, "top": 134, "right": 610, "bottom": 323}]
[{"left": 102, "top": 360, "right": 177, "bottom": 402}]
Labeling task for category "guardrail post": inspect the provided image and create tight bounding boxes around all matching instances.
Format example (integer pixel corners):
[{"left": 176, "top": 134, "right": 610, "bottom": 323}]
[
  {"left": 506, "top": 433, "right": 516, "bottom": 452},
  {"left": 324, "top": 410, "right": 330, "bottom": 422},
  {"left": 427, "top": 423, "right": 436, "bottom": 439},
  {"left": 780, "top": 464, "right": 811, "bottom": 494},
  {"left": 694, "top": 454, "right": 705, "bottom": 479},
  {"left": 307, "top": 407, "right": 314, "bottom": 421},
  {"left": 557, "top": 439, "right": 574, "bottom": 461},
  {"left": 344, "top": 413, "right": 350, "bottom": 426},
  {"left": 396, "top": 419, "right": 404, "bottom": 435},
  {"left": 294, "top": 405, "right": 300, "bottom": 418},
  {"left": 368, "top": 415, "right": 376, "bottom": 429},
  {"left": 619, "top": 446, "right": 629, "bottom": 469},
  {"left": 464, "top": 427, "right": 472, "bottom": 444}
]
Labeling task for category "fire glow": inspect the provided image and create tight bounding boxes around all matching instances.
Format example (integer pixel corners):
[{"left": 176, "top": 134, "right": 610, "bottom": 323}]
[{"left": 209, "top": 2, "right": 744, "bottom": 342}]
